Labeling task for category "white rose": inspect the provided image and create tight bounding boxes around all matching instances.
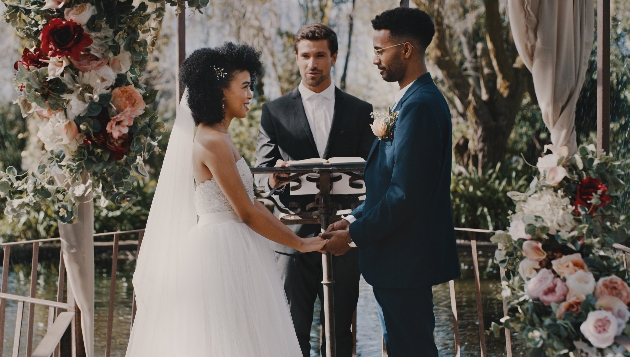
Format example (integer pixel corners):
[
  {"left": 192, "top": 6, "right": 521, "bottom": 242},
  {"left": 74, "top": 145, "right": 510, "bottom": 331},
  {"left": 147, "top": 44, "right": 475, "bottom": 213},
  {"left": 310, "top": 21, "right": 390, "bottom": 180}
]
[
  {"left": 566, "top": 270, "right": 596, "bottom": 297},
  {"left": 518, "top": 259, "right": 540, "bottom": 281},
  {"left": 64, "top": 3, "right": 96, "bottom": 25},
  {"left": 580, "top": 310, "right": 618, "bottom": 348},
  {"left": 508, "top": 219, "right": 531, "bottom": 240},
  {"left": 596, "top": 296, "right": 630, "bottom": 335},
  {"left": 516, "top": 189, "right": 576, "bottom": 234},
  {"left": 47, "top": 57, "right": 71, "bottom": 78},
  {"left": 537, "top": 145, "right": 569, "bottom": 177},
  {"left": 110, "top": 50, "right": 132, "bottom": 74},
  {"left": 37, "top": 112, "right": 81, "bottom": 160},
  {"left": 93, "top": 66, "right": 116, "bottom": 88},
  {"left": 545, "top": 166, "right": 568, "bottom": 186}
]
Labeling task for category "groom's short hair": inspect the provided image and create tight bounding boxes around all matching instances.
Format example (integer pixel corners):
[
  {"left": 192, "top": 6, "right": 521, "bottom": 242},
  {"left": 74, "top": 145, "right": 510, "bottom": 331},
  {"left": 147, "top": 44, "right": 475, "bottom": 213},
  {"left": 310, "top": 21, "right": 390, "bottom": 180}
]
[
  {"left": 371, "top": 8, "right": 435, "bottom": 51},
  {"left": 294, "top": 23, "right": 338, "bottom": 55}
]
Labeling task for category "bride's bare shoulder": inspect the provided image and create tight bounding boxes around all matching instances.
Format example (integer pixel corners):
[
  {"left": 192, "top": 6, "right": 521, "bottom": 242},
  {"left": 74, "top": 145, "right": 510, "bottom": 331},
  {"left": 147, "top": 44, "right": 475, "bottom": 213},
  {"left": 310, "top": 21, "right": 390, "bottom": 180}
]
[{"left": 194, "top": 126, "right": 230, "bottom": 156}]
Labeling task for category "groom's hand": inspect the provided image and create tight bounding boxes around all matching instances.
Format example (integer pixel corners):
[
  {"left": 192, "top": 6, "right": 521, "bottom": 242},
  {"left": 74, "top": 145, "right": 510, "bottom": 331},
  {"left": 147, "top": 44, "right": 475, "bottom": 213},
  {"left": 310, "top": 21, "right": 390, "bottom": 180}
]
[
  {"left": 325, "top": 219, "right": 350, "bottom": 234},
  {"left": 321, "top": 230, "right": 352, "bottom": 256},
  {"left": 269, "top": 160, "right": 290, "bottom": 188}
]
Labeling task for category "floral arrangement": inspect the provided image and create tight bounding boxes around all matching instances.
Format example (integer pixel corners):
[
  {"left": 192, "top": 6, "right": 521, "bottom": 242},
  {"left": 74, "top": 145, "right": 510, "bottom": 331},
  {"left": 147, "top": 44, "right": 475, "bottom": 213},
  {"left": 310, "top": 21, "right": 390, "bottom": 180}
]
[
  {"left": 370, "top": 108, "right": 398, "bottom": 141},
  {"left": 491, "top": 144, "right": 630, "bottom": 357},
  {"left": 0, "top": 0, "right": 207, "bottom": 223}
]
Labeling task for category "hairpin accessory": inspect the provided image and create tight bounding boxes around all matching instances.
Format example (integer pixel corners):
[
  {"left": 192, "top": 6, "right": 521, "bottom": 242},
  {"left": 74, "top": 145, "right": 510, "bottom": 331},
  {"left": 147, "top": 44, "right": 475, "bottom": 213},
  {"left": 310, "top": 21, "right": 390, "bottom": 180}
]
[{"left": 212, "top": 65, "right": 227, "bottom": 80}]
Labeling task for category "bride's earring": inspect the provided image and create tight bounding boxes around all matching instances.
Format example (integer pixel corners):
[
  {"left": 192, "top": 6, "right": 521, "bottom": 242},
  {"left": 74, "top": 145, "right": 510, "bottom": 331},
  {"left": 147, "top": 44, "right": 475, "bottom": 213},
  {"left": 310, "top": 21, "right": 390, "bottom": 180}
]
[{"left": 222, "top": 102, "right": 225, "bottom": 109}]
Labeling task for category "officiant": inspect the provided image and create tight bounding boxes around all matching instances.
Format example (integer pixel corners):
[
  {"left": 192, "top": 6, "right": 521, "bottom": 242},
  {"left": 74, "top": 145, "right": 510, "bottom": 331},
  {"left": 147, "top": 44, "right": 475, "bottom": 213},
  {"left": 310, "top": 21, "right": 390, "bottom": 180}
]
[{"left": 254, "top": 23, "right": 374, "bottom": 357}]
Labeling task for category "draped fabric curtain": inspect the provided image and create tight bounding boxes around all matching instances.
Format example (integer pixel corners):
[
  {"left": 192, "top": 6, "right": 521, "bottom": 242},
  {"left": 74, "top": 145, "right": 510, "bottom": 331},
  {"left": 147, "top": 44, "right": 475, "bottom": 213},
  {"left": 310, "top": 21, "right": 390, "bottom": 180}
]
[
  {"left": 508, "top": 0, "right": 594, "bottom": 155},
  {"left": 55, "top": 170, "right": 94, "bottom": 357}
]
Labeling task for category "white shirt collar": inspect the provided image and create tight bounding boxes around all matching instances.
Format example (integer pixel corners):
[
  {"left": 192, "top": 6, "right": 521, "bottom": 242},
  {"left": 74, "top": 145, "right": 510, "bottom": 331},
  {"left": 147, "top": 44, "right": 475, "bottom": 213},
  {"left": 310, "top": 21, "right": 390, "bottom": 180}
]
[
  {"left": 299, "top": 81, "right": 335, "bottom": 101},
  {"left": 393, "top": 80, "right": 416, "bottom": 108}
]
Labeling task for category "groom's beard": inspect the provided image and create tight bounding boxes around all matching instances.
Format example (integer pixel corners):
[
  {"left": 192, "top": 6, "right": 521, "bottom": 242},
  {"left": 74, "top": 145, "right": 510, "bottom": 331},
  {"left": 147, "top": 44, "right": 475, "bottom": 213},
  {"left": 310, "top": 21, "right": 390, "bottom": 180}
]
[
  {"left": 303, "top": 69, "right": 329, "bottom": 88},
  {"left": 380, "top": 55, "right": 405, "bottom": 83}
]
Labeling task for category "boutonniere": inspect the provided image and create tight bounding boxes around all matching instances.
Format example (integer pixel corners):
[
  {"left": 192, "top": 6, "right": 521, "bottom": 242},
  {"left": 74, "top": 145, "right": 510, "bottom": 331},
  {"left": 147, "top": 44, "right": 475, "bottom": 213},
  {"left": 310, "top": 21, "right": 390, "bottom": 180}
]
[{"left": 370, "top": 108, "right": 399, "bottom": 141}]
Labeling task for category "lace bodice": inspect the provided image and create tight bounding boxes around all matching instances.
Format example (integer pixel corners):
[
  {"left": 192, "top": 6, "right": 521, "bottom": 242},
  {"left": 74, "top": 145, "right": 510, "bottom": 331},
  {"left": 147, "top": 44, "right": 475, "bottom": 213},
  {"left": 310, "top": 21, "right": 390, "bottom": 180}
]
[{"left": 195, "top": 158, "right": 255, "bottom": 214}]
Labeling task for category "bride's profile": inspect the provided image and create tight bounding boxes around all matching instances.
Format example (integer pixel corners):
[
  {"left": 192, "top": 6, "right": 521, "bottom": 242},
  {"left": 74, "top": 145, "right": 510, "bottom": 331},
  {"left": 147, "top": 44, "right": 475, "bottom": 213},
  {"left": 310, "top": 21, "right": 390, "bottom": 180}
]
[{"left": 126, "top": 42, "right": 324, "bottom": 356}]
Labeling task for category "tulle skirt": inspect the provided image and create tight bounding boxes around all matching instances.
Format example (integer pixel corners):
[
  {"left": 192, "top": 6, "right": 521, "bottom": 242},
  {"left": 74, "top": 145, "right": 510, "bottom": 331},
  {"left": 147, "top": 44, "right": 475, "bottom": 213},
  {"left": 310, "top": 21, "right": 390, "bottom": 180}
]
[{"left": 126, "top": 211, "right": 302, "bottom": 357}]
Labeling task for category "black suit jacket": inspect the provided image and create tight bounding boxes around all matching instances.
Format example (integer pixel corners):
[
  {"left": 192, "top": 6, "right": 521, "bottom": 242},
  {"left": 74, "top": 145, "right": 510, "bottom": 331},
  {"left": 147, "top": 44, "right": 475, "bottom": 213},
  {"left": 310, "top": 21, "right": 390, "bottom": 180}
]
[{"left": 255, "top": 86, "right": 374, "bottom": 253}]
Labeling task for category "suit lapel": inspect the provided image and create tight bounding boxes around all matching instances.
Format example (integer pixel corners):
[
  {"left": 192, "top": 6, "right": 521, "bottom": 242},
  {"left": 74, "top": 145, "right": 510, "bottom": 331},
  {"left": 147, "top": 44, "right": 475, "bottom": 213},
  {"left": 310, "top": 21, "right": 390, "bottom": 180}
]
[
  {"left": 322, "top": 88, "right": 344, "bottom": 159},
  {"left": 365, "top": 138, "right": 379, "bottom": 167},
  {"left": 291, "top": 88, "right": 319, "bottom": 156}
]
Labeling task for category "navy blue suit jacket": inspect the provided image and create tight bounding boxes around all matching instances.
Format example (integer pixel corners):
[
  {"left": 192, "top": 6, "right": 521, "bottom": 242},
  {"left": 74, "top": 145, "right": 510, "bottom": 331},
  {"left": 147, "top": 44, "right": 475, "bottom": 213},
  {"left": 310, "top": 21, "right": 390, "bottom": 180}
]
[{"left": 349, "top": 73, "right": 461, "bottom": 288}]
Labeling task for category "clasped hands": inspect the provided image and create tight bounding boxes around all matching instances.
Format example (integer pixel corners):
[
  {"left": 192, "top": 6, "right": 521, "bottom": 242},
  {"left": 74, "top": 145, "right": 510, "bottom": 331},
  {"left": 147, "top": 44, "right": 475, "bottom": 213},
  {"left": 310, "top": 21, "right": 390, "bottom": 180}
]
[{"left": 319, "top": 219, "right": 353, "bottom": 256}]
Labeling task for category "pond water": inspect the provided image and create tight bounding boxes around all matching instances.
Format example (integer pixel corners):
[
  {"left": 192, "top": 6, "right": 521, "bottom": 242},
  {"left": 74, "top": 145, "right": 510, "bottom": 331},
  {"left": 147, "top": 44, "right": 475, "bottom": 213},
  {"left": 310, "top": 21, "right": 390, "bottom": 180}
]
[{"left": 1, "top": 245, "right": 527, "bottom": 357}]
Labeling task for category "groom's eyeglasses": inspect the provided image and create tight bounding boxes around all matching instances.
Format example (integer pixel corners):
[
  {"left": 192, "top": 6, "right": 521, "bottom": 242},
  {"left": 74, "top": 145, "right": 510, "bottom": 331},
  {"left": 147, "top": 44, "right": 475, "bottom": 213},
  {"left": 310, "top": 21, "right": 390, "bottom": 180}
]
[{"left": 373, "top": 42, "right": 414, "bottom": 57}]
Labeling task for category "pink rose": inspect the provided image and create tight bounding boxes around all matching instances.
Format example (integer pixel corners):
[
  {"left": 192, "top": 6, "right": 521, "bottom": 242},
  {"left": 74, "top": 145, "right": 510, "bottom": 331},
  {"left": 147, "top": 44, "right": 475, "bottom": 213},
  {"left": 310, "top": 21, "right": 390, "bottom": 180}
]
[
  {"left": 556, "top": 294, "right": 584, "bottom": 319},
  {"left": 59, "top": 120, "right": 79, "bottom": 144},
  {"left": 370, "top": 118, "right": 387, "bottom": 138},
  {"left": 596, "top": 276, "right": 630, "bottom": 304},
  {"left": 36, "top": 108, "right": 61, "bottom": 120},
  {"left": 580, "top": 310, "right": 618, "bottom": 348},
  {"left": 539, "top": 277, "right": 568, "bottom": 306},
  {"left": 522, "top": 240, "right": 546, "bottom": 262},
  {"left": 596, "top": 296, "right": 630, "bottom": 335},
  {"left": 106, "top": 118, "right": 129, "bottom": 140},
  {"left": 111, "top": 85, "right": 145, "bottom": 118},
  {"left": 70, "top": 53, "right": 109, "bottom": 72},
  {"left": 545, "top": 166, "right": 568, "bottom": 186},
  {"left": 552, "top": 253, "right": 588, "bottom": 278},
  {"left": 525, "top": 268, "right": 555, "bottom": 300}
]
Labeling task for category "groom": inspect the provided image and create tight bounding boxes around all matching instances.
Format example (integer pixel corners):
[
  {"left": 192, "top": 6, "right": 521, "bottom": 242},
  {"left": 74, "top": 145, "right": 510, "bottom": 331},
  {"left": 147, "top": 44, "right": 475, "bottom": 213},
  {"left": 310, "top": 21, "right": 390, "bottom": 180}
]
[{"left": 322, "top": 8, "right": 461, "bottom": 356}]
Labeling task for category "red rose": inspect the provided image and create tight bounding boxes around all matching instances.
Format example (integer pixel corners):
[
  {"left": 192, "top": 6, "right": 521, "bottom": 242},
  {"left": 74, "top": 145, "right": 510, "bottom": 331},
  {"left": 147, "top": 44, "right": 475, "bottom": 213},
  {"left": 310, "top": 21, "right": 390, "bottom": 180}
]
[
  {"left": 40, "top": 18, "right": 93, "bottom": 60},
  {"left": 575, "top": 177, "right": 612, "bottom": 215},
  {"left": 14, "top": 48, "right": 49, "bottom": 71}
]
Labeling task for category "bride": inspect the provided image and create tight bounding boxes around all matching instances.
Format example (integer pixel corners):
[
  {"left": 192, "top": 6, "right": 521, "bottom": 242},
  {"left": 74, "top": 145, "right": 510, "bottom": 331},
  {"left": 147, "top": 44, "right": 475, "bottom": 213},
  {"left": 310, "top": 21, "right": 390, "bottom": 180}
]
[{"left": 126, "top": 43, "right": 325, "bottom": 356}]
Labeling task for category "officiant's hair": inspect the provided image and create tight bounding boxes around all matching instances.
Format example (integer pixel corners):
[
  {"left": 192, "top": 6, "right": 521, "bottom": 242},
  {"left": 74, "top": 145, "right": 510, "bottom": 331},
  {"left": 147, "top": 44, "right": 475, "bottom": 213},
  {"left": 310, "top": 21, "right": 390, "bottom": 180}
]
[
  {"left": 371, "top": 8, "right": 435, "bottom": 51},
  {"left": 294, "top": 23, "right": 338, "bottom": 55},
  {"left": 180, "top": 42, "right": 263, "bottom": 125}
]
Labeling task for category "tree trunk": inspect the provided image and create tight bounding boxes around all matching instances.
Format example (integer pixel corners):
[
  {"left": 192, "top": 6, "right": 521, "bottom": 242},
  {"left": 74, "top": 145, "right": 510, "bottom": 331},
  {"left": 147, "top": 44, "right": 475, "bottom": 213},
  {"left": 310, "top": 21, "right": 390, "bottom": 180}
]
[
  {"left": 340, "top": 0, "right": 356, "bottom": 91},
  {"left": 415, "top": 0, "right": 531, "bottom": 171}
]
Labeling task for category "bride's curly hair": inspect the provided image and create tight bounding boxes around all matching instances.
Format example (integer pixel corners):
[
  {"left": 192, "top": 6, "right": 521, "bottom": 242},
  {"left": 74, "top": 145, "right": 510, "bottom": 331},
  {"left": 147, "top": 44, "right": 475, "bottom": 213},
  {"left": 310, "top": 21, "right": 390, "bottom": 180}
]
[{"left": 180, "top": 42, "right": 263, "bottom": 125}]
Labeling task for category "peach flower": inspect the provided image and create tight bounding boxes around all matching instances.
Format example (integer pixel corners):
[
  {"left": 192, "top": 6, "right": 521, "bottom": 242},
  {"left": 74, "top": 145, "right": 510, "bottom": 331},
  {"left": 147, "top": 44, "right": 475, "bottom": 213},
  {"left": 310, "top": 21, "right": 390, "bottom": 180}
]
[
  {"left": 63, "top": 3, "right": 96, "bottom": 26},
  {"left": 539, "top": 277, "right": 568, "bottom": 306},
  {"left": 522, "top": 240, "right": 546, "bottom": 262},
  {"left": 525, "top": 268, "right": 555, "bottom": 300},
  {"left": 42, "top": 0, "right": 64, "bottom": 10},
  {"left": 596, "top": 276, "right": 630, "bottom": 304},
  {"left": 596, "top": 296, "right": 630, "bottom": 335},
  {"left": 36, "top": 108, "right": 61, "bottom": 120},
  {"left": 111, "top": 85, "right": 145, "bottom": 117},
  {"left": 551, "top": 253, "right": 588, "bottom": 278},
  {"left": 70, "top": 53, "right": 108, "bottom": 72},
  {"left": 556, "top": 294, "right": 584, "bottom": 319},
  {"left": 59, "top": 120, "right": 79, "bottom": 144},
  {"left": 580, "top": 310, "right": 618, "bottom": 348},
  {"left": 370, "top": 118, "right": 387, "bottom": 138},
  {"left": 109, "top": 51, "right": 131, "bottom": 74}
]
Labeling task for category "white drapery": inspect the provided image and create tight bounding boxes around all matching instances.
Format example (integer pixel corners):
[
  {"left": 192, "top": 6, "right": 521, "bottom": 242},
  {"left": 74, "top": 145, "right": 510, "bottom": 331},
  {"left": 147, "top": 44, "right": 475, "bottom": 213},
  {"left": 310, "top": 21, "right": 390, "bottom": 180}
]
[{"left": 508, "top": 0, "right": 594, "bottom": 155}]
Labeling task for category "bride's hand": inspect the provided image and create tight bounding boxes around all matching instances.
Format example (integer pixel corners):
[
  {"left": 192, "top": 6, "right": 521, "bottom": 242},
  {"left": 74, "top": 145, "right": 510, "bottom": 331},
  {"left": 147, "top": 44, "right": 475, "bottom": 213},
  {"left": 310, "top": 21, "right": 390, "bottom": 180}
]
[{"left": 297, "top": 236, "right": 327, "bottom": 253}]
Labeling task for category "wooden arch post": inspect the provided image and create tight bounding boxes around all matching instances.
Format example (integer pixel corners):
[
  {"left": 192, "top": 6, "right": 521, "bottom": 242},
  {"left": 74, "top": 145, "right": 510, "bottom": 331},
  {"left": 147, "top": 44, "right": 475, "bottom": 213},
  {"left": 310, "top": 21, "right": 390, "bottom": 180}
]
[{"left": 597, "top": 0, "right": 610, "bottom": 155}]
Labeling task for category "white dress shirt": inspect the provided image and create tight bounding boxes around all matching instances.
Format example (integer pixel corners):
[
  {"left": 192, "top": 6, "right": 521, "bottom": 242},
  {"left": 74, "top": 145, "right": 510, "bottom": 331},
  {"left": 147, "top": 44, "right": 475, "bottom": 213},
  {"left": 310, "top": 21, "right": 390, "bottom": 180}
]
[
  {"left": 343, "top": 80, "right": 417, "bottom": 229},
  {"left": 299, "top": 82, "right": 335, "bottom": 158}
]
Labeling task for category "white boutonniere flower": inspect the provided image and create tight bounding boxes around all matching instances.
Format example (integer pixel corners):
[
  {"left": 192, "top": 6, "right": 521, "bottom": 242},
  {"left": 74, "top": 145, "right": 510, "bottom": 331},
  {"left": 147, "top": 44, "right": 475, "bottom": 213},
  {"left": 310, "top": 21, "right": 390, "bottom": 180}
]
[{"left": 370, "top": 108, "right": 398, "bottom": 141}]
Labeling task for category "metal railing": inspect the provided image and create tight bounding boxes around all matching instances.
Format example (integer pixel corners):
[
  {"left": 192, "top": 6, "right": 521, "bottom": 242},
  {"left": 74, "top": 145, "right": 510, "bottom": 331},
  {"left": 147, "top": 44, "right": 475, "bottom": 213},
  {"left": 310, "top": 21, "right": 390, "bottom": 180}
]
[{"left": 0, "top": 227, "right": 512, "bottom": 357}]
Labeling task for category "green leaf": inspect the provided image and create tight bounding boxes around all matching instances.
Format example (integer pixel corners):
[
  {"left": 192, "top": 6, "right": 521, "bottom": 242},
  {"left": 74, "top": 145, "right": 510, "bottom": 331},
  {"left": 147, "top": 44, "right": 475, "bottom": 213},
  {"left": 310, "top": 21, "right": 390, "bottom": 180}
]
[
  {"left": 97, "top": 92, "right": 112, "bottom": 105},
  {"left": 0, "top": 180, "right": 11, "bottom": 194},
  {"left": 6, "top": 166, "right": 17, "bottom": 177},
  {"left": 86, "top": 101, "right": 102, "bottom": 116},
  {"left": 142, "top": 89, "right": 158, "bottom": 105}
]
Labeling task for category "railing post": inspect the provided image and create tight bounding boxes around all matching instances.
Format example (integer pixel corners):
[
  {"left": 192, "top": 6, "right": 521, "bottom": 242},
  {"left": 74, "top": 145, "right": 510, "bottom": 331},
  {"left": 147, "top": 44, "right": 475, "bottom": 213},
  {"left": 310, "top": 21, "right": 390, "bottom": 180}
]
[
  {"left": 471, "top": 236, "right": 486, "bottom": 357},
  {"left": 448, "top": 280, "right": 461, "bottom": 357},
  {"left": 1, "top": 246, "right": 11, "bottom": 354},
  {"left": 26, "top": 242, "right": 40, "bottom": 357},
  {"left": 105, "top": 234, "right": 120, "bottom": 357}
]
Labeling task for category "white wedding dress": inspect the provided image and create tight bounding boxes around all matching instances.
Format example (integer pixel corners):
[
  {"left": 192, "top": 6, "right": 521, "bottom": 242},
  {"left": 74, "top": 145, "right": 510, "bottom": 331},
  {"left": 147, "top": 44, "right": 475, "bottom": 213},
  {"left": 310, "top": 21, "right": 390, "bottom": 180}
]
[{"left": 126, "top": 94, "right": 302, "bottom": 357}]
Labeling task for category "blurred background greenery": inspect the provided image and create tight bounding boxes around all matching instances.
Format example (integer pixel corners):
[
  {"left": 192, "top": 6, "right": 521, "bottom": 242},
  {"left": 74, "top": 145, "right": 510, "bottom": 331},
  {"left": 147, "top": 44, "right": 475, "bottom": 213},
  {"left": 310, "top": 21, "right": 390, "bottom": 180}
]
[{"left": 1, "top": 0, "right": 629, "bottom": 241}]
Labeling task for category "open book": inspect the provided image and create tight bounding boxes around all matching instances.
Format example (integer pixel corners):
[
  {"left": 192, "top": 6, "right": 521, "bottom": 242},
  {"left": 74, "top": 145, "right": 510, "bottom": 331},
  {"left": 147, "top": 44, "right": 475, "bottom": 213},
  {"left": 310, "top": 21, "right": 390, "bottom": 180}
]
[{"left": 286, "top": 157, "right": 365, "bottom": 166}]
